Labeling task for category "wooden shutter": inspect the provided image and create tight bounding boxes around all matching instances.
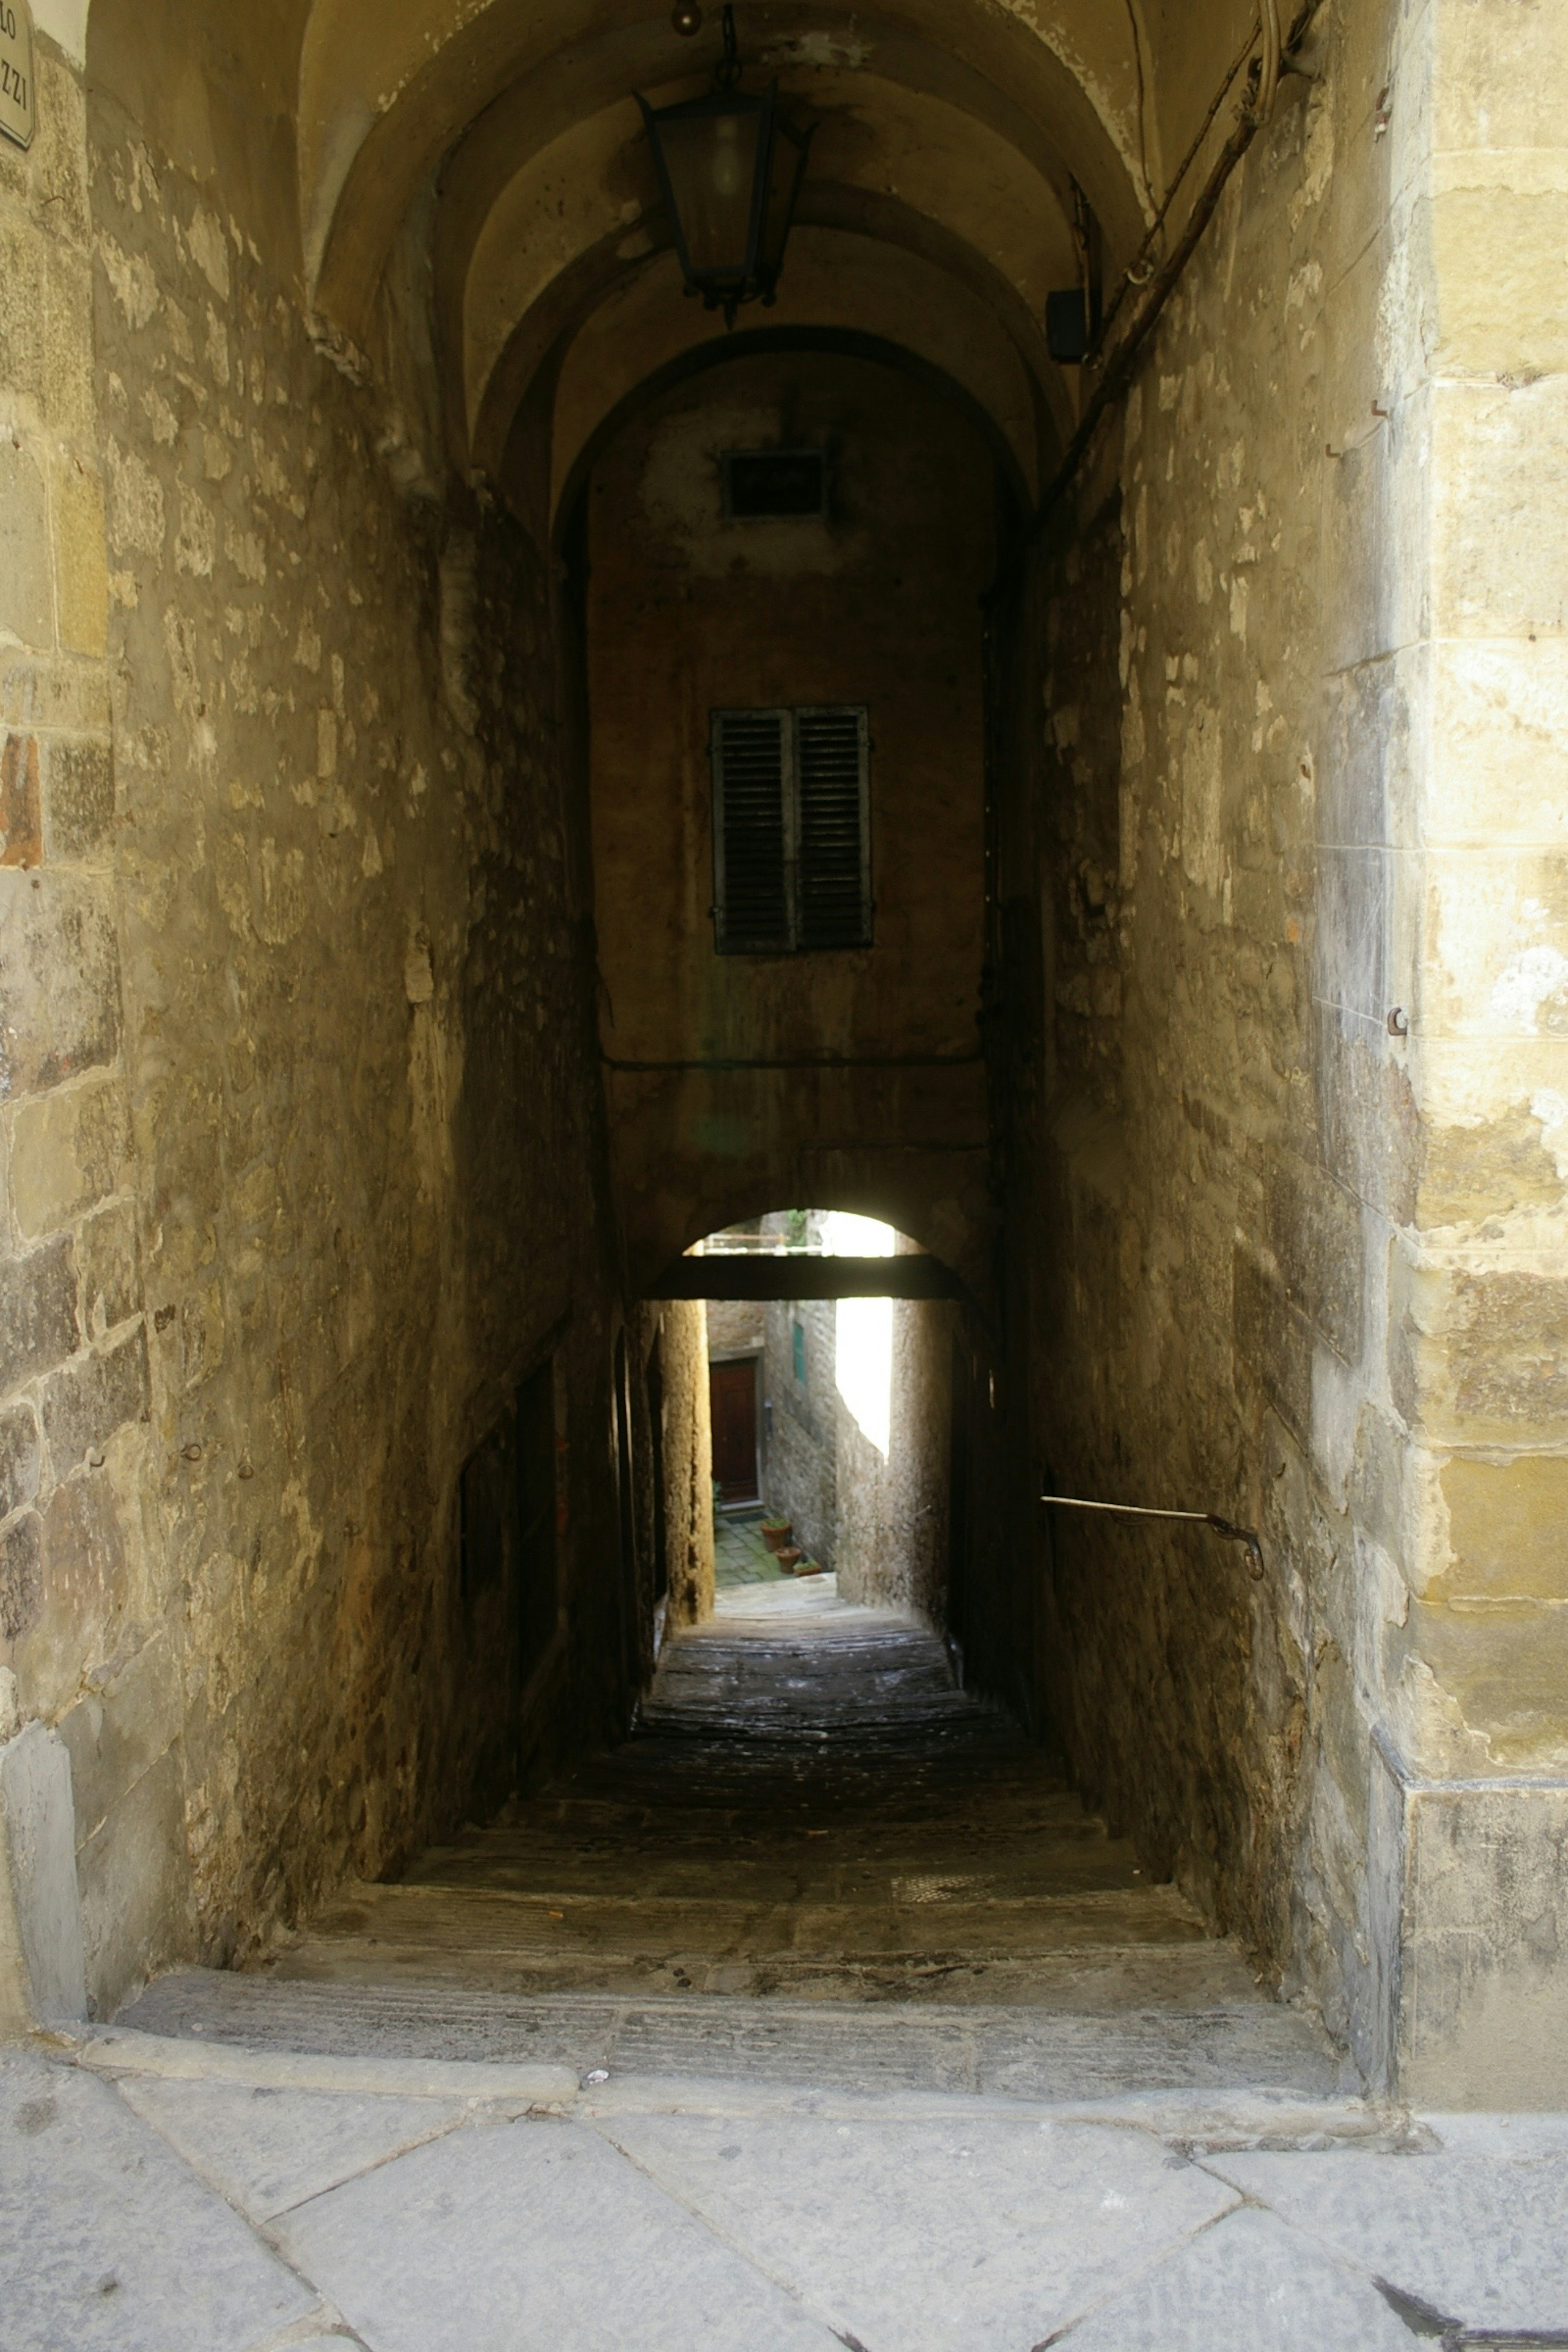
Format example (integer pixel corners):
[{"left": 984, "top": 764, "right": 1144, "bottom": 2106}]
[
  {"left": 712, "top": 708, "right": 792, "bottom": 953},
  {"left": 795, "top": 706, "right": 870, "bottom": 949}
]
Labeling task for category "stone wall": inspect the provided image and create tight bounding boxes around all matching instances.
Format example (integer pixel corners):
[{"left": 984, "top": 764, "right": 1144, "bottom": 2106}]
[
  {"left": 761, "top": 1298, "right": 838, "bottom": 1570},
  {"left": 705, "top": 1300, "right": 764, "bottom": 1362},
  {"left": 835, "top": 1297, "right": 951, "bottom": 1623},
  {"left": 1, "top": 32, "right": 622, "bottom": 2020},
  {"left": 1011, "top": 0, "right": 1568, "bottom": 2096},
  {"left": 758, "top": 1287, "right": 950, "bottom": 1616},
  {"left": 654, "top": 1299, "right": 714, "bottom": 1632}
]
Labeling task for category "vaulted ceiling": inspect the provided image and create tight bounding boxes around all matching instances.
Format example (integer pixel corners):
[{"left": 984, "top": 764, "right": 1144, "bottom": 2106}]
[{"left": 87, "top": 0, "right": 1261, "bottom": 527}]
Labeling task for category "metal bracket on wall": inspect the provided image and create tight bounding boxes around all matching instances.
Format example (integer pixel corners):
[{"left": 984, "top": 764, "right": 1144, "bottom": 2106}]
[{"left": 1039, "top": 1493, "right": 1266, "bottom": 1581}]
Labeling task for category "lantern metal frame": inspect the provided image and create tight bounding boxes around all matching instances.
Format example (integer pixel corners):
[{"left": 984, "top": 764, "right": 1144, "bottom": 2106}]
[{"left": 638, "top": 6, "right": 813, "bottom": 325}]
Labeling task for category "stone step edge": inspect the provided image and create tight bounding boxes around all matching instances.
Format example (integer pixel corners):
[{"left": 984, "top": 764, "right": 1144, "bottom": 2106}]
[
  {"left": 68, "top": 2025, "right": 1396, "bottom": 2149},
  {"left": 320, "top": 1881, "right": 1199, "bottom": 1918}
]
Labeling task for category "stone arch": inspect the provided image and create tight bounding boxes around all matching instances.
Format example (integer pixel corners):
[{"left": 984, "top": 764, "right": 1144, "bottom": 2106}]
[
  {"left": 294, "top": 0, "right": 1165, "bottom": 339},
  {"left": 549, "top": 319, "right": 1037, "bottom": 552}
]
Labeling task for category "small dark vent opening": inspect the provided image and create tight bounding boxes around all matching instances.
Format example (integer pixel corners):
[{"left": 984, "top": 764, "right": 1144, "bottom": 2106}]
[{"left": 723, "top": 448, "right": 827, "bottom": 519}]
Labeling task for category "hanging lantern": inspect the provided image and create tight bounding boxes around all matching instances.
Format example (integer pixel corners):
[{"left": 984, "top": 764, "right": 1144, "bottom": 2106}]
[{"left": 639, "top": 6, "right": 813, "bottom": 325}]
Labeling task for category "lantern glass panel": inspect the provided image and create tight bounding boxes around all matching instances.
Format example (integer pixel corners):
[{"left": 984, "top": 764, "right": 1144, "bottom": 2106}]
[
  {"left": 758, "top": 112, "right": 809, "bottom": 285},
  {"left": 656, "top": 99, "right": 766, "bottom": 278}
]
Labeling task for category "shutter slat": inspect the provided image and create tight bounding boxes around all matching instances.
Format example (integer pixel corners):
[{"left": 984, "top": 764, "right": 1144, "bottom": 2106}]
[
  {"left": 714, "top": 710, "right": 791, "bottom": 952},
  {"left": 796, "top": 707, "right": 869, "bottom": 949}
]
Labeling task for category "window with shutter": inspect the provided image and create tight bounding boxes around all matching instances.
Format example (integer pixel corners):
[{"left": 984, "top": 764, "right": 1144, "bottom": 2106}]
[
  {"left": 712, "top": 708, "right": 792, "bottom": 953},
  {"left": 796, "top": 706, "right": 871, "bottom": 949},
  {"left": 711, "top": 705, "right": 871, "bottom": 955}
]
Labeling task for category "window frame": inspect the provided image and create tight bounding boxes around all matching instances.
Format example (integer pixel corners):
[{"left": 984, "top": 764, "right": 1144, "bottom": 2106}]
[
  {"left": 720, "top": 447, "right": 830, "bottom": 521},
  {"left": 710, "top": 703, "right": 872, "bottom": 957}
]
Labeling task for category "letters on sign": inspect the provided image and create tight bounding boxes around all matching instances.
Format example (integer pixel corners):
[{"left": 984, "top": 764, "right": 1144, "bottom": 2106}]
[{"left": 0, "top": 0, "right": 35, "bottom": 154}]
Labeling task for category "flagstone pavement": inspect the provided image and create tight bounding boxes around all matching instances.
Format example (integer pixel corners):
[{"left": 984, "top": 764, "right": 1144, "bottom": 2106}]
[{"left": 5, "top": 2032, "right": 1567, "bottom": 2352}]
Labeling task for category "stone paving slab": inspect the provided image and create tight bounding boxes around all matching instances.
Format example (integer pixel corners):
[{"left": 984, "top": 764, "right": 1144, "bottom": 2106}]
[
  {"left": 597, "top": 2105, "right": 1238, "bottom": 2352},
  {"left": 1052, "top": 2204, "right": 1417, "bottom": 2348},
  {"left": 117, "top": 2074, "right": 472, "bottom": 2222},
  {"left": 0, "top": 2048, "right": 322, "bottom": 2352},
  {"left": 1207, "top": 2138, "right": 1568, "bottom": 2336},
  {"left": 270, "top": 2109, "right": 844, "bottom": 2352}
]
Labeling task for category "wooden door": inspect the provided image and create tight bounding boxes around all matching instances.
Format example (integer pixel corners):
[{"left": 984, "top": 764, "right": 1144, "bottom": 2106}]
[{"left": 710, "top": 1357, "right": 759, "bottom": 1504}]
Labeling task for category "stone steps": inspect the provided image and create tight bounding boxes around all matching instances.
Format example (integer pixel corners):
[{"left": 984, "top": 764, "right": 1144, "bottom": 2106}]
[
  {"left": 118, "top": 1972, "right": 1342, "bottom": 2103},
  {"left": 116, "top": 1577, "right": 1344, "bottom": 2104}
]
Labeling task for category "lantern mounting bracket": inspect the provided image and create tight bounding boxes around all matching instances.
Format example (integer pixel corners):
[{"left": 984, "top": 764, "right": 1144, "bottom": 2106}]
[{"left": 714, "top": 4, "right": 742, "bottom": 94}]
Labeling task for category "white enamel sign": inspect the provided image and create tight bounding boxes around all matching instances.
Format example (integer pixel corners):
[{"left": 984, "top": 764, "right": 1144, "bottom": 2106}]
[{"left": 0, "top": 0, "right": 36, "bottom": 153}]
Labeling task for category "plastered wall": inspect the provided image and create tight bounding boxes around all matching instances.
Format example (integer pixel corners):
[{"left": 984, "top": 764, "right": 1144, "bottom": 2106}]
[
  {"left": 1016, "top": 0, "right": 1568, "bottom": 2098},
  {"left": 586, "top": 346, "right": 995, "bottom": 1291},
  {"left": 0, "top": 31, "right": 622, "bottom": 2018}
]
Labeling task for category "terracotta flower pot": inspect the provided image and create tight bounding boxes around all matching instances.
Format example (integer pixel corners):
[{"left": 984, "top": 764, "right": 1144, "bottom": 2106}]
[
  {"left": 761, "top": 1521, "right": 793, "bottom": 1554},
  {"left": 775, "top": 1546, "right": 804, "bottom": 1574}
]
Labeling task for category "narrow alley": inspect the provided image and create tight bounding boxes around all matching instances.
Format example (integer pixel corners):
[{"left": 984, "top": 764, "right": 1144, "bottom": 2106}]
[{"left": 2, "top": 0, "right": 1567, "bottom": 2340}]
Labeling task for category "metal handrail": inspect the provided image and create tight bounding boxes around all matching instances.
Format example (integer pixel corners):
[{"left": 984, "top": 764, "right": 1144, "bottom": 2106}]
[{"left": 1040, "top": 1494, "right": 1265, "bottom": 1581}]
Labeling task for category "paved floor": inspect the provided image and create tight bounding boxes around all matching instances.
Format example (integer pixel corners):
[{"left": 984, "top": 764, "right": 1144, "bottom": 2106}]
[
  {"left": 7, "top": 2038, "right": 1568, "bottom": 2350},
  {"left": 10, "top": 1583, "right": 1566, "bottom": 2348},
  {"left": 713, "top": 1508, "right": 788, "bottom": 1585}
]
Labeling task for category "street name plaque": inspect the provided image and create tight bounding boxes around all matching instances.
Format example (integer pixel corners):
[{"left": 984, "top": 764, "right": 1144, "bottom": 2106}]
[{"left": 0, "top": 0, "right": 36, "bottom": 152}]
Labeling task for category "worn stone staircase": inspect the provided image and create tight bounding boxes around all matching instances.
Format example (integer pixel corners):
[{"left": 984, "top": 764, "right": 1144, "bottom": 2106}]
[{"left": 122, "top": 1579, "right": 1341, "bottom": 2103}]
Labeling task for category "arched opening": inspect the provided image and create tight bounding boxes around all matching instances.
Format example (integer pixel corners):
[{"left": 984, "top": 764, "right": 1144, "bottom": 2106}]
[{"left": 10, "top": 0, "right": 1550, "bottom": 2141}]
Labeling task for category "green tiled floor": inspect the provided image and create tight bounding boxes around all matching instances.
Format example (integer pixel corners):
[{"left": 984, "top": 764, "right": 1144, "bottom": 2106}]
[{"left": 713, "top": 1512, "right": 784, "bottom": 1587}]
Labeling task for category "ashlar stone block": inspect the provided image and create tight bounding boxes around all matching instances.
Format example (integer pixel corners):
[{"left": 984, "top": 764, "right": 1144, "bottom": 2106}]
[
  {"left": 1389, "top": 1249, "right": 1568, "bottom": 1446},
  {"left": 0, "top": 1402, "right": 40, "bottom": 1520},
  {"left": 1426, "top": 183, "right": 1568, "bottom": 379},
  {"left": 0, "top": 1232, "right": 78, "bottom": 1391},
  {"left": 1437, "top": 1453, "right": 1568, "bottom": 1603},
  {"left": 1431, "top": 375, "right": 1568, "bottom": 641},
  {"left": 0, "top": 1722, "right": 86, "bottom": 2025},
  {"left": 0, "top": 438, "right": 53, "bottom": 648},
  {"left": 76, "top": 1195, "right": 141, "bottom": 1336},
  {"left": 41, "top": 732, "right": 114, "bottom": 860},
  {"left": 1400, "top": 1595, "right": 1568, "bottom": 1766},
  {"left": 0, "top": 869, "right": 121, "bottom": 1096},
  {"left": 0, "top": 1509, "right": 41, "bottom": 1642},
  {"left": 39, "top": 1323, "right": 149, "bottom": 1476},
  {"left": 1434, "top": 0, "right": 1568, "bottom": 155},
  {"left": 1370, "top": 1737, "right": 1568, "bottom": 2107},
  {"left": 6, "top": 1071, "right": 132, "bottom": 1239},
  {"left": 59, "top": 1632, "right": 181, "bottom": 1847},
  {"left": 0, "top": 733, "right": 42, "bottom": 868},
  {"left": 0, "top": 202, "right": 46, "bottom": 412},
  {"left": 50, "top": 454, "right": 108, "bottom": 660}
]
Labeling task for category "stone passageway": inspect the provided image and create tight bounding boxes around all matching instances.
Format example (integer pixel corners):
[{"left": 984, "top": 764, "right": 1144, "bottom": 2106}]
[
  {"left": 121, "top": 1580, "right": 1332, "bottom": 2099},
  {"left": 4, "top": 13, "right": 1568, "bottom": 2341}
]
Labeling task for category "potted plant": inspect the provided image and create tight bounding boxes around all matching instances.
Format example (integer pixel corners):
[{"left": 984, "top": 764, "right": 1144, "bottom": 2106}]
[{"left": 761, "top": 1519, "right": 793, "bottom": 1554}]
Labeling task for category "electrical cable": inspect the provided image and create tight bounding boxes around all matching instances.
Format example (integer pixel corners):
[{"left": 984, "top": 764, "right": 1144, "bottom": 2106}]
[
  {"left": 1028, "top": 1, "right": 1317, "bottom": 541},
  {"left": 1095, "top": 15, "right": 1261, "bottom": 351},
  {"left": 1254, "top": 0, "right": 1283, "bottom": 124}
]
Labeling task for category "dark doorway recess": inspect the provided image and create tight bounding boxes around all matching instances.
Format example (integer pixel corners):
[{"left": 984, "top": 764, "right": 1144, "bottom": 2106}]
[
  {"left": 711, "top": 1355, "right": 760, "bottom": 1503},
  {"left": 646, "top": 1336, "right": 669, "bottom": 1604},
  {"left": 457, "top": 1360, "right": 559, "bottom": 1801},
  {"left": 516, "top": 1363, "right": 557, "bottom": 1686}
]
